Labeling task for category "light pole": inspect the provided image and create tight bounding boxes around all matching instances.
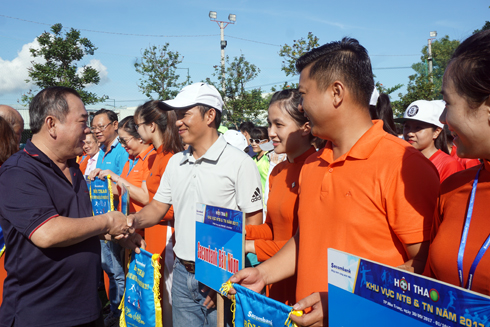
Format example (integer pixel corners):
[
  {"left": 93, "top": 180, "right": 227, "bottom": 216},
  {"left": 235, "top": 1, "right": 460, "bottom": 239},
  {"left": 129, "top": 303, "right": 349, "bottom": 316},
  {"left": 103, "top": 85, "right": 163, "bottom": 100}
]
[
  {"left": 428, "top": 31, "right": 437, "bottom": 84},
  {"left": 209, "top": 11, "right": 236, "bottom": 94},
  {"left": 105, "top": 98, "right": 116, "bottom": 108}
]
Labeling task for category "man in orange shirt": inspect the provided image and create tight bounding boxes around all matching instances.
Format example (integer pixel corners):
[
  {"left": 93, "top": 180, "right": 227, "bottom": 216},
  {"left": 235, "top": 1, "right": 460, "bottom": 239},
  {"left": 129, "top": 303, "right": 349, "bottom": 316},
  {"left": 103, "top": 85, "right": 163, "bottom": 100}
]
[{"left": 231, "top": 37, "right": 440, "bottom": 326}]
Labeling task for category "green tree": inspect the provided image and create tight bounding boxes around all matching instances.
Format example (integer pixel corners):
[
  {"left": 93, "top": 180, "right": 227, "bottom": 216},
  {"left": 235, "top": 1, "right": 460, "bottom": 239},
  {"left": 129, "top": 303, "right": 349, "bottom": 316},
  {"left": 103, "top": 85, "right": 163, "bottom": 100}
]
[
  {"left": 134, "top": 43, "right": 189, "bottom": 100},
  {"left": 278, "top": 32, "right": 320, "bottom": 88},
  {"left": 392, "top": 36, "right": 460, "bottom": 115},
  {"left": 206, "top": 54, "right": 268, "bottom": 128},
  {"left": 22, "top": 23, "right": 108, "bottom": 105},
  {"left": 375, "top": 78, "right": 403, "bottom": 98}
]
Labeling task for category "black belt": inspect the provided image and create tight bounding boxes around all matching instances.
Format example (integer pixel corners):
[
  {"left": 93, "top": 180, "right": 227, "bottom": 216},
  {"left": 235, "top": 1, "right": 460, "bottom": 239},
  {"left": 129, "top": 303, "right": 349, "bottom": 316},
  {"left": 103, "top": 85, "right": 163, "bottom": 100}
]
[{"left": 179, "top": 258, "right": 195, "bottom": 274}]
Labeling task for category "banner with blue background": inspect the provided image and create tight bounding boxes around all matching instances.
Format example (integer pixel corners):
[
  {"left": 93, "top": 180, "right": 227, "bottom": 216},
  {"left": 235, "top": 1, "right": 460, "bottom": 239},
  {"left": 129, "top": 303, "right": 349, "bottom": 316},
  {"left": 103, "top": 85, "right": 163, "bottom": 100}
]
[
  {"left": 195, "top": 203, "right": 244, "bottom": 292},
  {"left": 86, "top": 176, "right": 113, "bottom": 214},
  {"left": 328, "top": 249, "right": 490, "bottom": 327},
  {"left": 120, "top": 249, "right": 162, "bottom": 327}
]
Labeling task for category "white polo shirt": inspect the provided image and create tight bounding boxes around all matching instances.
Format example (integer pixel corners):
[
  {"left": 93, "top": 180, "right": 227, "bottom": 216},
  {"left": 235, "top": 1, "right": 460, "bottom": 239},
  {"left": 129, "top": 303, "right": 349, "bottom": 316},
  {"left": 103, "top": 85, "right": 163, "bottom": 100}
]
[{"left": 153, "top": 135, "right": 263, "bottom": 261}]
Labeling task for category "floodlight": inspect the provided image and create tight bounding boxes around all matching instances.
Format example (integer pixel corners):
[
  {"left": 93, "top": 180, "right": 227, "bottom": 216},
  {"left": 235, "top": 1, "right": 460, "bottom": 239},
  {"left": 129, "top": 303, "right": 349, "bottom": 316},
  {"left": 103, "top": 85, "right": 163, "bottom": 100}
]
[
  {"left": 430, "top": 31, "right": 437, "bottom": 38},
  {"left": 228, "top": 14, "right": 236, "bottom": 22},
  {"left": 209, "top": 11, "right": 217, "bottom": 19}
]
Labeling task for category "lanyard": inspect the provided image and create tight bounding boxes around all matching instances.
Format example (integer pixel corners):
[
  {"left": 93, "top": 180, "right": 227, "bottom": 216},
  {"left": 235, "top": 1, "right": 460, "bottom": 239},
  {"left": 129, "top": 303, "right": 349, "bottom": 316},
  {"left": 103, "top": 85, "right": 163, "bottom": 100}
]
[
  {"left": 126, "top": 158, "right": 139, "bottom": 177},
  {"left": 457, "top": 167, "right": 490, "bottom": 290}
]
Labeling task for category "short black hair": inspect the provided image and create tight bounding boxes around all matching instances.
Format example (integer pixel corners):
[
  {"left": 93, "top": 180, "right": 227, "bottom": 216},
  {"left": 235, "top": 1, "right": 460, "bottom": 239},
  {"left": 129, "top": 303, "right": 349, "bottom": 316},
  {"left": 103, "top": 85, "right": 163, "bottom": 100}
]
[
  {"left": 199, "top": 105, "right": 221, "bottom": 129},
  {"left": 93, "top": 108, "right": 118, "bottom": 123},
  {"left": 239, "top": 121, "right": 254, "bottom": 133},
  {"left": 29, "top": 86, "right": 81, "bottom": 134},
  {"left": 296, "top": 37, "right": 374, "bottom": 108},
  {"left": 250, "top": 126, "right": 268, "bottom": 140}
]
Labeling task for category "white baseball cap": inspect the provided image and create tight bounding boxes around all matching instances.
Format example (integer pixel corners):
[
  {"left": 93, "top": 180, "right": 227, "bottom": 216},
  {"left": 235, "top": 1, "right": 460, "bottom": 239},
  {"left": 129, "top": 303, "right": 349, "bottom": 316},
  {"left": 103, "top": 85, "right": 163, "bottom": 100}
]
[
  {"left": 223, "top": 130, "right": 248, "bottom": 151},
  {"left": 160, "top": 82, "right": 224, "bottom": 112},
  {"left": 394, "top": 100, "right": 445, "bottom": 128}
]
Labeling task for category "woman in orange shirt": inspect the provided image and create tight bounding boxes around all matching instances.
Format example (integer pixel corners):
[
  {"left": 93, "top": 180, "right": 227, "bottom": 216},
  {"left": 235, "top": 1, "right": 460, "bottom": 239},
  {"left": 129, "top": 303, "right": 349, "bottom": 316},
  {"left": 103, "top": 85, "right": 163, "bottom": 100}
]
[
  {"left": 245, "top": 89, "right": 315, "bottom": 305},
  {"left": 134, "top": 100, "right": 183, "bottom": 326},
  {"left": 97, "top": 116, "right": 156, "bottom": 213},
  {"left": 396, "top": 99, "right": 463, "bottom": 183},
  {"left": 425, "top": 30, "right": 490, "bottom": 296}
]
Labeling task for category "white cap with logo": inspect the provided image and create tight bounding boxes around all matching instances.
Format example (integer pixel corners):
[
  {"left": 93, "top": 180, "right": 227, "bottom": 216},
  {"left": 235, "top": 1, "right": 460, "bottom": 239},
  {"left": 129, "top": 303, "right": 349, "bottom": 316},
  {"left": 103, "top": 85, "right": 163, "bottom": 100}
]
[
  {"left": 394, "top": 99, "right": 445, "bottom": 128},
  {"left": 223, "top": 130, "right": 248, "bottom": 151},
  {"left": 160, "top": 82, "right": 224, "bottom": 112}
]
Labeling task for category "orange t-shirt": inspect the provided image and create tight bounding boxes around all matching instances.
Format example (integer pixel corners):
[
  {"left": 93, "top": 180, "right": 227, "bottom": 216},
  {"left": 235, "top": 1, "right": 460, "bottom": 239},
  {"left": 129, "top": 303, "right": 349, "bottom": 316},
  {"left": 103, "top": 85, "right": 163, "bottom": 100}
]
[
  {"left": 246, "top": 146, "right": 316, "bottom": 305},
  {"left": 429, "top": 149, "right": 464, "bottom": 183},
  {"left": 450, "top": 145, "right": 481, "bottom": 169},
  {"left": 144, "top": 144, "right": 175, "bottom": 252},
  {"left": 117, "top": 145, "right": 156, "bottom": 213},
  {"left": 426, "top": 161, "right": 490, "bottom": 295},
  {"left": 295, "top": 120, "right": 440, "bottom": 302},
  {"left": 146, "top": 146, "right": 173, "bottom": 202},
  {"left": 143, "top": 145, "right": 175, "bottom": 321},
  {"left": 79, "top": 155, "right": 89, "bottom": 175}
]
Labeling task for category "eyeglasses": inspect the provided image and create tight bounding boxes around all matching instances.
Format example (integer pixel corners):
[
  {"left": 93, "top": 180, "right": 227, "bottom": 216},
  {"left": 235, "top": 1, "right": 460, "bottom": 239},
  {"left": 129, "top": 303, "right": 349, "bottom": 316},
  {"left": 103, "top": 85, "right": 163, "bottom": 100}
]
[
  {"left": 249, "top": 138, "right": 268, "bottom": 144},
  {"left": 119, "top": 137, "right": 134, "bottom": 146},
  {"left": 90, "top": 122, "right": 113, "bottom": 132},
  {"left": 134, "top": 122, "right": 147, "bottom": 131}
]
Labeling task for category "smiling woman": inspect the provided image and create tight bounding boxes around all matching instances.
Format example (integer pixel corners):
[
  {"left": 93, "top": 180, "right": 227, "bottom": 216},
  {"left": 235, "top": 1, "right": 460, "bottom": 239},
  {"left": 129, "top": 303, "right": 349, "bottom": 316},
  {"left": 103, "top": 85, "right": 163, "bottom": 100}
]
[
  {"left": 425, "top": 29, "right": 490, "bottom": 296},
  {"left": 395, "top": 99, "right": 463, "bottom": 182},
  {"left": 245, "top": 89, "right": 315, "bottom": 305}
]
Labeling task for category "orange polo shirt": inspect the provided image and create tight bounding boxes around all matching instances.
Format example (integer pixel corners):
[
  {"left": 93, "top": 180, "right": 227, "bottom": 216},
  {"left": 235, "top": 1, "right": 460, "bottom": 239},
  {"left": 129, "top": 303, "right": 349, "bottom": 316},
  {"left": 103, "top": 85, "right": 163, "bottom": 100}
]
[
  {"left": 246, "top": 146, "right": 316, "bottom": 304},
  {"left": 429, "top": 149, "right": 464, "bottom": 183},
  {"left": 117, "top": 145, "right": 156, "bottom": 213},
  {"left": 295, "top": 120, "right": 439, "bottom": 302},
  {"left": 426, "top": 162, "right": 490, "bottom": 296}
]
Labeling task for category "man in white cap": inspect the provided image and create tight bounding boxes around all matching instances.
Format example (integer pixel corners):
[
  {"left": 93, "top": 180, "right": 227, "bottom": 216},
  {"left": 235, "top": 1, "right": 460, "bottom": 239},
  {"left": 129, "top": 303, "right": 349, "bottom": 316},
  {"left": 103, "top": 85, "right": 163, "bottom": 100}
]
[{"left": 127, "top": 83, "right": 263, "bottom": 326}]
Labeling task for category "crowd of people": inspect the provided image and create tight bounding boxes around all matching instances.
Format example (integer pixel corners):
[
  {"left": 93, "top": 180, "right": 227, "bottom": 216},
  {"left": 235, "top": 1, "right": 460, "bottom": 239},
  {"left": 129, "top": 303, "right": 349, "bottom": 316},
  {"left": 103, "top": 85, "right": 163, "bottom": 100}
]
[{"left": 0, "top": 29, "right": 489, "bottom": 327}]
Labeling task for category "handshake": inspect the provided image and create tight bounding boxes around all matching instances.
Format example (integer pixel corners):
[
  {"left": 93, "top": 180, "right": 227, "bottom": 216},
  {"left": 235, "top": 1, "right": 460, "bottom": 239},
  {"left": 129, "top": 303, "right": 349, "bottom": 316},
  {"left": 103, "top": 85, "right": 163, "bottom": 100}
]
[{"left": 105, "top": 211, "right": 145, "bottom": 253}]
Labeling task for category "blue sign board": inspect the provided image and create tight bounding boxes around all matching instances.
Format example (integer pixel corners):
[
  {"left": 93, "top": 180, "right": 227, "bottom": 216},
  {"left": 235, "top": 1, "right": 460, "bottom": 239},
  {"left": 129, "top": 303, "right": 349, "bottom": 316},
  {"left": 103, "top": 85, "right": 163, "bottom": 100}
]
[
  {"left": 86, "top": 177, "right": 113, "bottom": 215},
  {"left": 328, "top": 249, "right": 490, "bottom": 327},
  {"left": 195, "top": 203, "right": 245, "bottom": 292}
]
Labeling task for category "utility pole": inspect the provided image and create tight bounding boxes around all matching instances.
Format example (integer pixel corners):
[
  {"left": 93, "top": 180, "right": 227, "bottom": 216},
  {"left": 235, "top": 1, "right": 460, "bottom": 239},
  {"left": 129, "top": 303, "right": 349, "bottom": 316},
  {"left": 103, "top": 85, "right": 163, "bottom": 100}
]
[
  {"left": 428, "top": 31, "right": 437, "bottom": 84},
  {"left": 209, "top": 11, "right": 236, "bottom": 94}
]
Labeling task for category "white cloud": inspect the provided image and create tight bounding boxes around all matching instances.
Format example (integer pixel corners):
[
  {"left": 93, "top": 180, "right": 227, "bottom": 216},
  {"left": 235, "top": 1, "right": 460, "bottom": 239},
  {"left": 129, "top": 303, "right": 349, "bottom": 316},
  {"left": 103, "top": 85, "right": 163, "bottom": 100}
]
[
  {"left": 0, "top": 39, "right": 109, "bottom": 95},
  {"left": 77, "top": 59, "right": 110, "bottom": 87},
  {"left": 0, "top": 38, "right": 44, "bottom": 94}
]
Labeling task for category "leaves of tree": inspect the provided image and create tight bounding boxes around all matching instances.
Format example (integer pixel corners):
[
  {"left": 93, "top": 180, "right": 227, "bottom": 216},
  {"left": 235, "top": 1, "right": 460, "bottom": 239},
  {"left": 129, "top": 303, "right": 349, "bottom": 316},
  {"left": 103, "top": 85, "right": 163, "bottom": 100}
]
[
  {"left": 392, "top": 36, "right": 460, "bottom": 115},
  {"left": 134, "top": 43, "right": 190, "bottom": 100},
  {"left": 206, "top": 54, "right": 268, "bottom": 128},
  {"left": 279, "top": 32, "right": 320, "bottom": 78},
  {"left": 22, "top": 23, "right": 108, "bottom": 105}
]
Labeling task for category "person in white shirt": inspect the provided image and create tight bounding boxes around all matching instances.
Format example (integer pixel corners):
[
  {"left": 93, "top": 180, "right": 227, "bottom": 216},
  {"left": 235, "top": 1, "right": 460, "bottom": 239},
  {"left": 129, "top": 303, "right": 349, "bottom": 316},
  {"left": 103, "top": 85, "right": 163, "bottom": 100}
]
[
  {"left": 127, "top": 82, "right": 263, "bottom": 327},
  {"left": 80, "top": 133, "right": 100, "bottom": 176}
]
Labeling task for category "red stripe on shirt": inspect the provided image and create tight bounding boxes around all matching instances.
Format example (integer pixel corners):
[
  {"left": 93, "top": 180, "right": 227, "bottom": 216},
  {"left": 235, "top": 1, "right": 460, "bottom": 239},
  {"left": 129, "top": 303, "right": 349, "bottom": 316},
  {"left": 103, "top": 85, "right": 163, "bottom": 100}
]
[{"left": 28, "top": 214, "right": 60, "bottom": 239}]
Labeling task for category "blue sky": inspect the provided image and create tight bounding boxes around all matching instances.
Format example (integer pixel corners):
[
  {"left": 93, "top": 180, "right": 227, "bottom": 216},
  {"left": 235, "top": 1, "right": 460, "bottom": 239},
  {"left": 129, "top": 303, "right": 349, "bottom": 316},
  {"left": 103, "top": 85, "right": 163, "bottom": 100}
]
[{"left": 0, "top": 0, "right": 488, "bottom": 109}]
